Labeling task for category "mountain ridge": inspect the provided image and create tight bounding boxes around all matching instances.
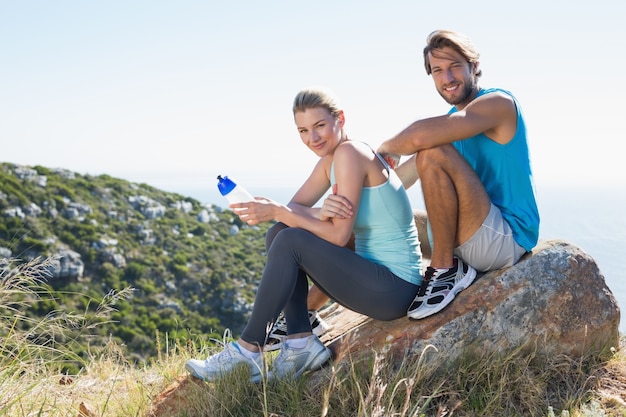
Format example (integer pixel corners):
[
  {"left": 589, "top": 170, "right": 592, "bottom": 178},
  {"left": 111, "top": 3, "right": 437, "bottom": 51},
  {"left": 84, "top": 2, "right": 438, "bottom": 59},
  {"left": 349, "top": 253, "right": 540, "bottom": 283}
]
[{"left": 0, "top": 162, "right": 271, "bottom": 364}]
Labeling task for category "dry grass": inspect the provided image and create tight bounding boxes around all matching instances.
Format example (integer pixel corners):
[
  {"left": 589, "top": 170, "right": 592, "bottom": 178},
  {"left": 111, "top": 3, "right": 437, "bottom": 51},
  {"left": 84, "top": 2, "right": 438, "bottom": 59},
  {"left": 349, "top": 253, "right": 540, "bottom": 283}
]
[{"left": 1, "top": 257, "right": 626, "bottom": 417}]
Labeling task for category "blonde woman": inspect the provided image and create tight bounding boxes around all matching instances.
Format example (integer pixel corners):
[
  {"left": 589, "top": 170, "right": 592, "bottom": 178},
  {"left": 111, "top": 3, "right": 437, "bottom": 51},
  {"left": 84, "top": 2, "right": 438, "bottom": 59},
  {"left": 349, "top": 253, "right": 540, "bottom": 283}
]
[{"left": 186, "top": 87, "right": 423, "bottom": 382}]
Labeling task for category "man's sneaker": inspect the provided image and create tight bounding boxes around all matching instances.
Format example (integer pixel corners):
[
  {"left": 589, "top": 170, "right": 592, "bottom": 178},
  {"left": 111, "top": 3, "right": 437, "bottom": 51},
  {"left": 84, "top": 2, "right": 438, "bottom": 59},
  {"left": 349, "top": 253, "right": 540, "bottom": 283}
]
[
  {"left": 264, "top": 310, "right": 331, "bottom": 352},
  {"left": 407, "top": 257, "right": 477, "bottom": 320},
  {"left": 185, "top": 341, "right": 264, "bottom": 383},
  {"left": 267, "top": 335, "right": 331, "bottom": 380}
]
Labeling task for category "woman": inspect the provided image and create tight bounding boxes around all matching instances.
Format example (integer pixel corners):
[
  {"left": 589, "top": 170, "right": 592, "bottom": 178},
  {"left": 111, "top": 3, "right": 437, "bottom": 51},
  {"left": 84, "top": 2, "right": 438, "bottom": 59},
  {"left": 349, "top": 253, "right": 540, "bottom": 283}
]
[{"left": 186, "top": 87, "right": 423, "bottom": 382}]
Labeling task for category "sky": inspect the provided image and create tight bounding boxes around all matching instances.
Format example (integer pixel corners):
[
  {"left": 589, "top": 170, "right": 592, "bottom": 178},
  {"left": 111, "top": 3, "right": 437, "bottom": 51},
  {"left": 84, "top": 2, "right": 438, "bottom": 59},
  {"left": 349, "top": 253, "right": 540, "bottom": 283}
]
[
  {"left": 2, "top": 1, "right": 626, "bottom": 331},
  {"left": 1, "top": 1, "right": 625, "bottom": 205}
]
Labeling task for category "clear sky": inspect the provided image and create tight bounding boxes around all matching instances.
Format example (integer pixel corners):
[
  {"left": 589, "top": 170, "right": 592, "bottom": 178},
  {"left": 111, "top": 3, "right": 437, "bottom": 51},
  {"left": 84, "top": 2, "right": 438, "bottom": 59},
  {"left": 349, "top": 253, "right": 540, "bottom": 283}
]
[
  {"left": 4, "top": 1, "right": 626, "bottom": 330},
  {"left": 2, "top": 1, "right": 624, "bottom": 202}
]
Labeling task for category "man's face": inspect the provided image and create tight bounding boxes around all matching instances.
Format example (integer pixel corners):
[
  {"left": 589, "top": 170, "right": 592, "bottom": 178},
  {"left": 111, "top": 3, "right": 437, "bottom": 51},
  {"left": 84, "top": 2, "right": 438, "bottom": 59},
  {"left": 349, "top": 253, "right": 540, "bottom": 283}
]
[{"left": 428, "top": 46, "right": 478, "bottom": 107}]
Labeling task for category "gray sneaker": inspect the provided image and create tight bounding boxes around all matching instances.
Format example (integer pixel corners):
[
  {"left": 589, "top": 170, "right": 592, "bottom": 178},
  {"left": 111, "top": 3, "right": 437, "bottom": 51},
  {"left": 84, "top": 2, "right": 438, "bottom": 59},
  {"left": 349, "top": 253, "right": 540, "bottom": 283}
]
[
  {"left": 185, "top": 341, "right": 264, "bottom": 383},
  {"left": 268, "top": 335, "right": 331, "bottom": 380}
]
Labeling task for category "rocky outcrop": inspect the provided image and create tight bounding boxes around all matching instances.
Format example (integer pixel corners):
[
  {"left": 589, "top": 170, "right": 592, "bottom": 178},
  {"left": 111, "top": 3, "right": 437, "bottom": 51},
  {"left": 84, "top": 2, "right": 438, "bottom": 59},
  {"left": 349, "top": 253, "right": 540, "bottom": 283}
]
[
  {"left": 47, "top": 249, "right": 85, "bottom": 279},
  {"left": 319, "top": 239, "right": 620, "bottom": 365}
]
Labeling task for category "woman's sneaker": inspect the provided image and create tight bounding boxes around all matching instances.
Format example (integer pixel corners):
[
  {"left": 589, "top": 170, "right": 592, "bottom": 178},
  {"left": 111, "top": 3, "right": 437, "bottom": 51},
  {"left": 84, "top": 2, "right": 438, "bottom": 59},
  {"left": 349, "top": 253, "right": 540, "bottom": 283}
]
[
  {"left": 264, "top": 311, "right": 330, "bottom": 352},
  {"left": 407, "top": 257, "right": 477, "bottom": 320},
  {"left": 185, "top": 341, "right": 264, "bottom": 383},
  {"left": 267, "top": 335, "right": 331, "bottom": 380}
]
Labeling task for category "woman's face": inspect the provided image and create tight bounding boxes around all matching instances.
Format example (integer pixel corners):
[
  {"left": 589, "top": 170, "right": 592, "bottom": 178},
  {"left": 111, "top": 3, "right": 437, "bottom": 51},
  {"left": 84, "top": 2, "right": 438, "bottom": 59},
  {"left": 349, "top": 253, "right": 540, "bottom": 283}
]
[{"left": 294, "top": 107, "right": 344, "bottom": 157}]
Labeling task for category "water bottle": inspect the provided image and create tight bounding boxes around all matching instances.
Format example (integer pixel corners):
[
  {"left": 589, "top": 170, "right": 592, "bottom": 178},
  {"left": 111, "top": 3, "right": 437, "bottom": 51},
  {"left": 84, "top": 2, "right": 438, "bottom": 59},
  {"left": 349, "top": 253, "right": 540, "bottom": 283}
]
[{"left": 217, "top": 175, "right": 254, "bottom": 204}]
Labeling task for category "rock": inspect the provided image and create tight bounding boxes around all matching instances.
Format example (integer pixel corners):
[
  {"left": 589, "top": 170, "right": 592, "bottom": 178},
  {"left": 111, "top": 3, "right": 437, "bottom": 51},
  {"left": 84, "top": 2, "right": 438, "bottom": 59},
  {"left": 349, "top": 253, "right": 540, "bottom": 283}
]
[
  {"left": 150, "top": 239, "right": 618, "bottom": 416},
  {"left": 77, "top": 402, "right": 97, "bottom": 417},
  {"left": 48, "top": 249, "right": 85, "bottom": 279},
  {"left": 319, "top": 239, "right": 620, "bottom": 365},
  {"left": 148, "top": 375, "right": 199, "bottom": 417}
]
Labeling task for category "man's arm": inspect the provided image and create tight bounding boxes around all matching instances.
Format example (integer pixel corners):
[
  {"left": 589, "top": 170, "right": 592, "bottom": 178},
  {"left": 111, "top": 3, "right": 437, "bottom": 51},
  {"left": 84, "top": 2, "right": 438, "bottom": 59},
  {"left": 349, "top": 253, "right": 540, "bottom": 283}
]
[{"left": 378, "top": 91, "right": 517, "bottom": 156}]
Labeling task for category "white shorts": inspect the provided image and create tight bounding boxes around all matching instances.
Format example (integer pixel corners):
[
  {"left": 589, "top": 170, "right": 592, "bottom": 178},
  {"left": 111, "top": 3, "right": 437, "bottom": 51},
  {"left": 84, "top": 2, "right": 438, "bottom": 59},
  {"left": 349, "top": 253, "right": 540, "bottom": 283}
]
[{"left": 428, "top": 203, "right": 527, "bottom": 272}]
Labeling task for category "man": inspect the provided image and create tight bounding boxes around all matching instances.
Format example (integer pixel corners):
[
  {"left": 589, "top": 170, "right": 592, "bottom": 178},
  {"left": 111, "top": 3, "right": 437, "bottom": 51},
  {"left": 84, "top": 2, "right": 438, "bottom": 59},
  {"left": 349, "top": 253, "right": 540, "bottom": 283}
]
[{"left": 377, "top": 29, "right": 539, "bottom": 319}]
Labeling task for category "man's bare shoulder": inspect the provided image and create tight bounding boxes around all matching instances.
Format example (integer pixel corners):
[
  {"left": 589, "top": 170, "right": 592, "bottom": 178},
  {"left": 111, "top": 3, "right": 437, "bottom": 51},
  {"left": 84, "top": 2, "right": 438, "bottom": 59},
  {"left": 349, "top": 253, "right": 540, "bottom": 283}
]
[
  {"left": 467, "top": 90, "right": 518, "bottom": 143},
  {"left": 472, "top": 89, "right": 515, "bottom": 107},
  {"left": 466, "top": 90, "right": 516, "bottom": 119}
]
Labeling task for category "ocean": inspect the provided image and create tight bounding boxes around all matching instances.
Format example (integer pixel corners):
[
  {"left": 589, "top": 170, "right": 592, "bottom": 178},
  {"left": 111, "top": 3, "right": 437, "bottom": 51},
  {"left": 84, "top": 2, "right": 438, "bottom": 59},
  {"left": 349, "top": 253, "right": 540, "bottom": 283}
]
[{"left": 166, "top": 180, "right": 626, "bottom": 333}]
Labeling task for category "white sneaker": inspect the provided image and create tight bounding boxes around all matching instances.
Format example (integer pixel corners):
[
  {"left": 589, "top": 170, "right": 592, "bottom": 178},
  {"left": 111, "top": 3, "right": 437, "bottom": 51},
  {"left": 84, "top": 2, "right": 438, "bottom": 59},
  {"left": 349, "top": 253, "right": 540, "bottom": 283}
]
[
  {"left": 407, "top": 257, "right": 477, "bottom": 320},
  {"left": 264, "top": 310, "right": 330, "bottom": 352},
  {"left": 268, "top": 335, "right": 331, "bottom": 380},
  {"left": 185, "top": 340, "right": 264, "bottom": 383}
]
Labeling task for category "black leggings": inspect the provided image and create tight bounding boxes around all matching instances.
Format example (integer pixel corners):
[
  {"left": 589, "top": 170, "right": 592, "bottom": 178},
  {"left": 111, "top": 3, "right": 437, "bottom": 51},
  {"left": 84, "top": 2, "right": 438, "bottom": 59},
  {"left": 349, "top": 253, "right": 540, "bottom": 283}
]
[{"left": 240, "top": 223, "right": 420, "bottom": 347}]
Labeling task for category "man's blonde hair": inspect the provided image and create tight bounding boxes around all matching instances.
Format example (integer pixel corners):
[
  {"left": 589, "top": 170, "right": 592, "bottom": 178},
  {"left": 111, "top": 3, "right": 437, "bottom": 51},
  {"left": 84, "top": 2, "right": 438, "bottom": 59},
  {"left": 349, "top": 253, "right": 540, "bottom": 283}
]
[{"left": 423, "top": 30, "right": 482, "bottom": 78}]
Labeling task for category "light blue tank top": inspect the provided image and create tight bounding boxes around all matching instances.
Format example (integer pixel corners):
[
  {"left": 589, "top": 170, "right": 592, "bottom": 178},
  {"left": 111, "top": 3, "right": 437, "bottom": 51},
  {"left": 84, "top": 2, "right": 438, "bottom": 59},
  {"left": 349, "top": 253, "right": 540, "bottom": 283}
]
[
  {"left": 330, "top": 144, "right": 422, "bottom": 285},
  {"left": 450, "top": 88, "right": 540, "bottom": 251}
]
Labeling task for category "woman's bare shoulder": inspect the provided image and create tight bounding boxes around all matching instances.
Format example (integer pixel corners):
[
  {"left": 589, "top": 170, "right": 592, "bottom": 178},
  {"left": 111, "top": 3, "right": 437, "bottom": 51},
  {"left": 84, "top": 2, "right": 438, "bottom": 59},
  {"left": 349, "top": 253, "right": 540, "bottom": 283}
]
[
  {"left": 334, "top": 140, "right": 376, "bottom": 170},
  {"left": 337, "top": 140, "right": 374, "bottom": 156}
]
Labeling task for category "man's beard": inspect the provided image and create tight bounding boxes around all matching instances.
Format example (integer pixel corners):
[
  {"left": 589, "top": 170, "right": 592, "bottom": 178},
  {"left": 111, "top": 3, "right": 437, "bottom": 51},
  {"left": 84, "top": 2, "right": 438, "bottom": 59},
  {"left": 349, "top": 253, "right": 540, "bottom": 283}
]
[{"left": 440, "top": 81, "right": 477, "bottom": 106}]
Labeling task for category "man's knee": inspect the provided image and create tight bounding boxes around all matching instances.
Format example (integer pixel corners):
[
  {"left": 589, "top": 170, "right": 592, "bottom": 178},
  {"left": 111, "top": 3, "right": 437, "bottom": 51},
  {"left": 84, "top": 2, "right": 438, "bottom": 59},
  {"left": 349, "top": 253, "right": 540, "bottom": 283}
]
[
  {"left": 416, "top": 147, "right": 444, "bottom": 175},
  {"left": 415, "top": 145, "right": 458, "bottom": 173}
]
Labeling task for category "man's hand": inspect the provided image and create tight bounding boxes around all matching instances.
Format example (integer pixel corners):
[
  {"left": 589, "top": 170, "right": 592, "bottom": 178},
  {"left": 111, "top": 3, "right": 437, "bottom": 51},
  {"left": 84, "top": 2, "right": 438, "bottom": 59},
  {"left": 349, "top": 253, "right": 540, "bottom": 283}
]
[{"left": 380, "top": 152, "right": 400, "bottom": 169}]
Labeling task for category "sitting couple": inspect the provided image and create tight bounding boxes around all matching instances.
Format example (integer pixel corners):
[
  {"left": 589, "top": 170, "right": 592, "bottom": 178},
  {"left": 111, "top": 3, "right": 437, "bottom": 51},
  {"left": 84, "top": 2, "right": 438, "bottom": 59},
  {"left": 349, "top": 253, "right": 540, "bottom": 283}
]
[{"left": 186, "top": 29, "right": 540, "bottom": 383}]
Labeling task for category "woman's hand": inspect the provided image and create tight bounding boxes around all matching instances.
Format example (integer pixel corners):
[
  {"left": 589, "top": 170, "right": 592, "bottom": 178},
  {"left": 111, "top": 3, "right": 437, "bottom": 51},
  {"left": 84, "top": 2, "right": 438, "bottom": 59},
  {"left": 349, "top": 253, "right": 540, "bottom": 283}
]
[
  {"left": 319, "top": 184, "right": 353, "bottom": 221},
  {"left": 229, "top": 197, "right": 281, "bottom": 225}
]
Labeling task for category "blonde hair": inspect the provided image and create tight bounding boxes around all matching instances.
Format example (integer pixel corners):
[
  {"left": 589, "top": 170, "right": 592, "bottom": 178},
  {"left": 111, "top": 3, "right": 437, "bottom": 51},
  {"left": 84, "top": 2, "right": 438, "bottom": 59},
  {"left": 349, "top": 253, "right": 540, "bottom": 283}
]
[
  {"left": 423, "top": 30, "right": 482, "bottom": 78},
  {"left": 292, "top": 87, "right": 342, "bottom": 118}
]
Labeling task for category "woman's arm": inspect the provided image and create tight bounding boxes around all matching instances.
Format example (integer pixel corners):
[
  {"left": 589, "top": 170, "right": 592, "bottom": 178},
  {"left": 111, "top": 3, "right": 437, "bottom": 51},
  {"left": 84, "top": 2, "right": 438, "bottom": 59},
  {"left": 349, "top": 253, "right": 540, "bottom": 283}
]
[
  {"left": 285, "top": 157, "right": 332, "bottom": 219},
  {"left": 395, "top": 153, "right": 419, "bottom": 189},
  {"left": 317, "top": 151, "right": 418, "bottom": 222},
  {"left": 230, "top": 143, "right": 364, "bottom": 246},
  {"left": 229, "top": 155, "right": 331, "bottom": 223}
]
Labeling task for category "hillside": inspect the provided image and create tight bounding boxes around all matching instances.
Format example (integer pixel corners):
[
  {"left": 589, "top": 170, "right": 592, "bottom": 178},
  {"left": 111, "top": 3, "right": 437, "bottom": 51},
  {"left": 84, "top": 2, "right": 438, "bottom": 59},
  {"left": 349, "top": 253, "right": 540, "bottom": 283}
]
[{"left": 0, "top": 162, "right": 271, "bottom": 368}]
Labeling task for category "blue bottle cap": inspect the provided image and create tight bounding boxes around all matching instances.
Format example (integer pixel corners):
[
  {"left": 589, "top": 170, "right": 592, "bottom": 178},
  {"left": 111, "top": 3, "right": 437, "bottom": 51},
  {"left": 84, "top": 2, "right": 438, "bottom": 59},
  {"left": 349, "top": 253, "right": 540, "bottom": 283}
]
[{"left": 217, "top": 175, "right": 236, "bottom": 196}]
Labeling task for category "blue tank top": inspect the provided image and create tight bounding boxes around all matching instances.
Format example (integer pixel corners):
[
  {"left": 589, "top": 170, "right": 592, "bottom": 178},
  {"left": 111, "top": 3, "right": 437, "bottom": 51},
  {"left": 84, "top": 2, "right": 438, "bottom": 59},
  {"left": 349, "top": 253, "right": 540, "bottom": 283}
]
[
  {"left": 450, "top": 88, "right": 540, "bottom": 251},
  {"left": 331, "top": 145, "right": 422, "bottom": 285}
]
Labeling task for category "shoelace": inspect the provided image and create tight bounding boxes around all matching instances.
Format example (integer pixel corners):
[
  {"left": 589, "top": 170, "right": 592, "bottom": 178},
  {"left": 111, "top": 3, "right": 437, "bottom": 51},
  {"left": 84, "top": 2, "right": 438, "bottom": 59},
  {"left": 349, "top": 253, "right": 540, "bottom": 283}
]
[
  {"left": 206, "top": 328, "right": 263, "bottom": 368},
  {"left": 204, "top": 328, "right": 234, "bottom": 364},
  {"left": 416, "top": 267, "right": 436, "bottom": 297},
  {"left": 275, "top": 341, "right": 293, "bottom": 364}
]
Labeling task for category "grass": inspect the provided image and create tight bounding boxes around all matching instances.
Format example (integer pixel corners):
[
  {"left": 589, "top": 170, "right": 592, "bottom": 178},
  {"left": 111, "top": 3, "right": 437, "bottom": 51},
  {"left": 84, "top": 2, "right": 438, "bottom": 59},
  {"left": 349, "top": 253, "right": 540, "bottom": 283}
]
[{"left": 1, "top": 257, "right": 625, "bottom": 417}]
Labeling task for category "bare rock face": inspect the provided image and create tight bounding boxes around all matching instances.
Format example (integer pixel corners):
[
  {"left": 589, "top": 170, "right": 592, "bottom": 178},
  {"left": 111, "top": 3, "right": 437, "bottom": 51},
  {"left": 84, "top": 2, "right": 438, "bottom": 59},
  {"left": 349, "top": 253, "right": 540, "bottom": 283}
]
[
  {"left": 319, "top": 239, "right": 620, "bottom": 365},
  {"left": 48, "top": 249, "right": 85, "bottom": 279}
]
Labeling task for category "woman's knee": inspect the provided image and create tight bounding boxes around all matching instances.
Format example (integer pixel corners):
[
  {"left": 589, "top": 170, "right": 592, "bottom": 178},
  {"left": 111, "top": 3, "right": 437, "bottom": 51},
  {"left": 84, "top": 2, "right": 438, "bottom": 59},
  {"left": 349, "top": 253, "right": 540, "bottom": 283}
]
[
  {"left": 266, "top": 222, "right": 289, "bottom": 250},
  {"left": 269, "top": 227, "right": 312, "bottom": 254}
]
